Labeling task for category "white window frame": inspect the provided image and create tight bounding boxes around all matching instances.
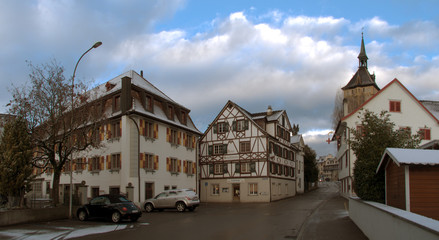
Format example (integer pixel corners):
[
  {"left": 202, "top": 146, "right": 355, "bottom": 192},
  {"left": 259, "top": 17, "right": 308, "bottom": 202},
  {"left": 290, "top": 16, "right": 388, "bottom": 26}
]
[
  {"left": 249, "top": 183, "right": 258, "bottom": 195},
  {"left": 214, "top": 164, "right": 223, "bottom": 175},
  {"left": 212, "top": 184, "right": 220, "bottom": 195}
]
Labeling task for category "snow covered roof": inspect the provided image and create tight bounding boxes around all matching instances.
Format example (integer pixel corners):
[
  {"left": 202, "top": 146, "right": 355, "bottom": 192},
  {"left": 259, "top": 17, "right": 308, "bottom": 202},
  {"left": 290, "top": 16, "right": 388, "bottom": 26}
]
[
  {"left": 377, "top": 148, "right": 439, "bottom": 173},
  {"left": 421, "top": 100, "right": 439, "bottom": 121}
]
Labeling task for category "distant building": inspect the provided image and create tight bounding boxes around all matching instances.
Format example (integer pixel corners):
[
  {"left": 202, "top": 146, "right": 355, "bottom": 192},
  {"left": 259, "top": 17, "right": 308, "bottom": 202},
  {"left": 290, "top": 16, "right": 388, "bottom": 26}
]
[
  {"left": 317, "top": 154, "right": 338, "bottom": 181},
  {"left": 198, "top": 101, "right": 303, "bottom": 202},
  {"left": 33, "top": 70, "right": 201, "bottom": 205}
]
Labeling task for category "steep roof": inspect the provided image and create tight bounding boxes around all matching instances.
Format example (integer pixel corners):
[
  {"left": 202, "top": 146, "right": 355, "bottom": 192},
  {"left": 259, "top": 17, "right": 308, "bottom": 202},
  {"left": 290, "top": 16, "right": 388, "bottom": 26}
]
[
  {"left": 420, "top": 100, "right": 439, "bottom": 120},
  {"left": 342, "top": 35, "right": 379, "bottom": 91},
  {"left": 377, "top": 148, "right": 439, "bottom": 173}
]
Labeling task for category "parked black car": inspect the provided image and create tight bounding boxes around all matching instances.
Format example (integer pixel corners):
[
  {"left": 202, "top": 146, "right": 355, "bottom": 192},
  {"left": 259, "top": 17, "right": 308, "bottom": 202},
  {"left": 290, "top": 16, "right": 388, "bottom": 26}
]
[{"left": 77, "top": 195, "right": 141, "bottom": 223}]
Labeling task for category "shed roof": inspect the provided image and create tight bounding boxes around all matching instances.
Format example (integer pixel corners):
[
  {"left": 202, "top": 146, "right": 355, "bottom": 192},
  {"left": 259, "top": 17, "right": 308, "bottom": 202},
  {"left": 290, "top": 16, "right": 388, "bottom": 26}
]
[{"left": 376, "top": 148, "right": 439, "bottom": 173}]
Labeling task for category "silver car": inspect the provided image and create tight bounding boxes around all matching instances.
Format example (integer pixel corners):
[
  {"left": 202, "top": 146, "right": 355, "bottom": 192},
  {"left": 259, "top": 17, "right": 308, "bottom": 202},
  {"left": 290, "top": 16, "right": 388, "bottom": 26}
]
[{"left": 143, "top": 189, "right": 200, "bottom": 212}]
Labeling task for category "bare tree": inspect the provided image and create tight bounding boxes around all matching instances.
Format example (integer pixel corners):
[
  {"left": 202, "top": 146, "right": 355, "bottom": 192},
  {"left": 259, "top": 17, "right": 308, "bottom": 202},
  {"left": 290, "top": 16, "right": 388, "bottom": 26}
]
[
  {"left": 332, "top": 89, "right": 344, "bottom": 130},
  {"left": 8, "top": 60, "right": 105, "bottom": 205}
]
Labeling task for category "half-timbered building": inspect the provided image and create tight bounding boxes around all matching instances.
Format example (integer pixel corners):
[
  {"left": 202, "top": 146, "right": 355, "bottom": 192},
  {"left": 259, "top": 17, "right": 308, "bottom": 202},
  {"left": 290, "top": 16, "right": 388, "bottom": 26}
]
[
  {"left": 32, "top": 70, "right": 201, "bottom": 205},
  {"left": 199, "top": 101, "right": 303, "bottom": 202}
]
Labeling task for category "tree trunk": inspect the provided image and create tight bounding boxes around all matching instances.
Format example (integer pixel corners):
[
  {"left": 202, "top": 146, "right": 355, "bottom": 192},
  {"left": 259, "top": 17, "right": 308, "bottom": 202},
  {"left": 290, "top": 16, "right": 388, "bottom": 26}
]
[{"left": 52, "top": 171, "right": 61, "bottom": 206}]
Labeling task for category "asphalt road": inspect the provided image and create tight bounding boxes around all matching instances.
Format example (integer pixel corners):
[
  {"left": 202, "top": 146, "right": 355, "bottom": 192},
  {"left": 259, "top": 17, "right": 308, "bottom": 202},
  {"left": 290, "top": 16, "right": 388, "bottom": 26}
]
[{"left": 0, "top": 182, "right": 367, "bottom": 240}]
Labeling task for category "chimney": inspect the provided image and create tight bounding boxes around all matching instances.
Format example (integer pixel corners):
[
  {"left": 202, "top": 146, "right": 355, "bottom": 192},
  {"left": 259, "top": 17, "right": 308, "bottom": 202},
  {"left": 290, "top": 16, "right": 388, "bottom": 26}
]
[
  {"left": 267, "top": 105, "right": 273, "bottom": 116},
  {"left": 140, "top": 70, "right": 143, "bottom": 77}
]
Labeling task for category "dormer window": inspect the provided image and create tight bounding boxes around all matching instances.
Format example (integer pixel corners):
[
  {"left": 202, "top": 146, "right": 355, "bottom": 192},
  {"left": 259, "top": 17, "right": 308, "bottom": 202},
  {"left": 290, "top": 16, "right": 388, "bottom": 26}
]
[
  {"left": 146, "top": 95, "right": 153, "bottom": 112},
  {"left": 105, "top": 82, "right": 116, "bottom": 91},
  {"left": 181, "top": 111, "right": 187, "bottom": 125},
  {"left": 113, "top": 95, "right": 121, "bottom": 112},
  {"left": 168, "top": 105, "right": 174, "bottom": 120}
]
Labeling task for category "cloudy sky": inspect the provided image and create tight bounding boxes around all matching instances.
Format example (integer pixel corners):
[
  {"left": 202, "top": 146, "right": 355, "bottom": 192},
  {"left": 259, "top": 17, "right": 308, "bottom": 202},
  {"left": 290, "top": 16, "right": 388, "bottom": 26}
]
[{"left": 2, "top": 0, "right": 439, "bottom": 157}]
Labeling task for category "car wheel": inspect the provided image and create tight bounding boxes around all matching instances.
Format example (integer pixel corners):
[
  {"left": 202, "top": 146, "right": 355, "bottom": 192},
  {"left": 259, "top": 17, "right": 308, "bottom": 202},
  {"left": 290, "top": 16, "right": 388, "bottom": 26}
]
[
  {"left": 176, "top": 202, "right": 186, "bottom": 212},
  {"left": 144, "top": 203, "right": 154, "bottom": 213},
  {"left": 77, "top": 210, "right": 88, "bottom": 221},
  {"left": 111, "top": 211, "right": 121, "bottom": 223}
]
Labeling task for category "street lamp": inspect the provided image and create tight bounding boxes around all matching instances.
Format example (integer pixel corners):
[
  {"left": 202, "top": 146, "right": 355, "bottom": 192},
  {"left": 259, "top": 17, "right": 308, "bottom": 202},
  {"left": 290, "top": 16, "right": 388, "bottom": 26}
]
[{"left": 70, "top": 41, "right": 102, "bottom": 219}]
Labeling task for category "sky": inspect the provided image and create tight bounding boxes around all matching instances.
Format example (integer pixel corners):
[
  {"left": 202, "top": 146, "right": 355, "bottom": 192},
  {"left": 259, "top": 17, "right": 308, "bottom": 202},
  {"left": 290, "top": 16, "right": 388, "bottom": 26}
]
[{"left": 1, "top": 0, "right": 439, "bottom": 157}]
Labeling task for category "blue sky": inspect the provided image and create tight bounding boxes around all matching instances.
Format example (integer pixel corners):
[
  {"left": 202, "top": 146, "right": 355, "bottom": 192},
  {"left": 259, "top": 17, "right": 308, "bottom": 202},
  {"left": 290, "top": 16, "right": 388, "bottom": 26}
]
[{"left": 1, "top": 0, "right": 439, "bottom": 156}]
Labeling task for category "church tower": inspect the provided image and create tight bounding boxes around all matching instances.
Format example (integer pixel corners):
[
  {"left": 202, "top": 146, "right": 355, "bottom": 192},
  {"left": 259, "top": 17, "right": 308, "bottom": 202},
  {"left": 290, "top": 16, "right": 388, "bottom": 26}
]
[{"left": 342, "top": 34, "right": 380, "bottom": 116}]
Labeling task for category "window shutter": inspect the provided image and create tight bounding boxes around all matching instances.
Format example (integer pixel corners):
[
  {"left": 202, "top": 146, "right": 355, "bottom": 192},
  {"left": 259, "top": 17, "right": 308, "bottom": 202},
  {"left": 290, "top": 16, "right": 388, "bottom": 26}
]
[
  {"left": 88, "top": 158, "right": 92, "bottom": 171},
  {"left": 222, "top": 144, "right": 228, "bottom": 154},
  {"left": 235, "top": 163, "right": 240, "bottom": 173},
  {"left": 118, "top": 155, "right": 121, "bottom": 169},
  {"left": 244, "top": 120, "right": 249, "bottom": 130},
  {"left": 192, "top": 162, "right": 196, "bottom": 174},
  {"left": 225, "top": 122, "right": 230, "bottom": 131},
  {"left": 119, "top": 120, "right": 122, "bottom": 137},
  {"left": 166, "top": 158, "right": 170, "bottom": 171},
  {"left": 107, "top": 123, "right": 112, "bottom": 139},
  {"left": 100, "top": 156, "right": 105, "bottom": 170},
  {"left": 250, "top": 162, "right": 256, "bottom": 173},
  {"left": 178, "top": 160, "right": 181, "bottom": 172},
  {"left": 153, "top": 123, "right": 158, "bottom": 139},
  {"left": 213, "top": 123, "right": 217, "bottom": 134},
  {"left": 232, "top": 121, "right": 236, "bottom": 131},
  {"left": 183, "top": 160, "right": 187, "bottom": 173},
  {"left": 106, "top": 155, "right": 111, "bottom": 169},
  {"left": 192, "top": 136, "right": 196, "bottom": 148},
  {"left": 166, "top": 128, "right": 171, "bottom": 142},
  {"left": 208, "top": 145, "right": 213, "bottom": 155},
  {"left": 223, "top": 164, "right": 228, "bottom": 173},
  {"left": 154, "top": 155, "right": 159, "bottom": 170},
  {"left": 209, "top": 164, "right": 214, "bottom": 174},
  {"left": 178, "top": 131, "right": 181, "bottom": 145},
  {"left": 140, "top": 153, "right": 144, "bottom": 168}
]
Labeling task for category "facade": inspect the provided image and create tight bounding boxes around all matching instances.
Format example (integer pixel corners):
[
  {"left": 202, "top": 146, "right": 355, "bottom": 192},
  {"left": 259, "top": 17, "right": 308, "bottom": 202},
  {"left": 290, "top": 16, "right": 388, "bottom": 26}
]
[
  {"left": 377, "top": 148, "right": 439, "bottom": 221},
  {"left": 317, "top": 154, "right": 338, "bottom": 181},
  {"left": 199, "top": 101, "right": 303, "bottom": 202},
  {"left": 33, "top": 70, "right": 201, "bottom": 205},
  {"left": 291, "top": 135, "right": 305, "bottom": 194}
]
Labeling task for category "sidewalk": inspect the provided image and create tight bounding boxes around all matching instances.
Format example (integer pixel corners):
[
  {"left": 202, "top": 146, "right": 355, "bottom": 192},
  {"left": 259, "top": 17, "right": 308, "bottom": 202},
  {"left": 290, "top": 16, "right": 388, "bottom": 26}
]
[{"left": 298, "top": 187, "right": 368, "bottom": 240}]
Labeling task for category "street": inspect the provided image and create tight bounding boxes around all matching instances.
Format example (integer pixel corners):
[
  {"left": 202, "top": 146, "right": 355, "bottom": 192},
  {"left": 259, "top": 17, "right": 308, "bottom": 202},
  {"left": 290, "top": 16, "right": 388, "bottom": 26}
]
[{"left": 0, "top": 182, "right": 366, "bottom": 240}]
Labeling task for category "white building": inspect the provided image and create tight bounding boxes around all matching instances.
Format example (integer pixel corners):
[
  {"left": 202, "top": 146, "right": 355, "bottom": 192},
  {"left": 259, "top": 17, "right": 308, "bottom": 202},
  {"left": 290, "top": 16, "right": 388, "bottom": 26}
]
[
  {"left": 335, "top": 78, "right": 439, "bottom": 198},
  {"left": 34, "top": 70, "right": 201, "bottom": 205},
  {"left": 199, "top": 101, "right": 303, "bottom": 202}
]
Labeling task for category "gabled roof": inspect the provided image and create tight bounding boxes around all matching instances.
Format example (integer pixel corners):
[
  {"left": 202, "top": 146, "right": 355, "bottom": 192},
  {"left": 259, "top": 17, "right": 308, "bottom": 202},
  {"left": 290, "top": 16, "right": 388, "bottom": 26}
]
[
  {"left": 202, "top": 100, "right": 294, "bottom": 140},
  {"left": 341, "top": 78, "right": 439, "bottom": 124},
  {"left": 420, "top": 100, "right": 439, "bottom": 120},
  {"left": 377, "top": 148, "right": 439, "bottom": 173}
]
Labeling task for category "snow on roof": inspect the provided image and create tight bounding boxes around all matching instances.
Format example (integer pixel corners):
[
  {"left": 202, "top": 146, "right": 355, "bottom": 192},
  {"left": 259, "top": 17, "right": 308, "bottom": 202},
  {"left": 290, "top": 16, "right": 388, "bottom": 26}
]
[
  {"left": 377, "top": 148, "right": 439, "bottom": 173},
  {"left": 421, "top": 100, "right": 439, "bottom": 121}
]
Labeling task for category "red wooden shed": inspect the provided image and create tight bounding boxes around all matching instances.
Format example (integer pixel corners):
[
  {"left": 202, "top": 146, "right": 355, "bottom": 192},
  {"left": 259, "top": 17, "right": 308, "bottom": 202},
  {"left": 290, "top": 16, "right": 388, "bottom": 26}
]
[{"left": 377, "top": 148, "right": 439, "bottom": 221}]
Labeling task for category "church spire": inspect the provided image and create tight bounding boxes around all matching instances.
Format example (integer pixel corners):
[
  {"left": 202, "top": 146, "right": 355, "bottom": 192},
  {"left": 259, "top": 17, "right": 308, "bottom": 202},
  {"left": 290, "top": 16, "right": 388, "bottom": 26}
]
[{"left": 358, "top": 32, "right": 368, "bottom": 68}]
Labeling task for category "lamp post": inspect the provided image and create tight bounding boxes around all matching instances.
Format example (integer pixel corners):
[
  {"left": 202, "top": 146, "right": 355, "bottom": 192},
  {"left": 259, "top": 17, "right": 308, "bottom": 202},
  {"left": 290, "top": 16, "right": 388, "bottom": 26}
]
[{"left": 70, "top": 41, "right": 102, "bottom": 219}]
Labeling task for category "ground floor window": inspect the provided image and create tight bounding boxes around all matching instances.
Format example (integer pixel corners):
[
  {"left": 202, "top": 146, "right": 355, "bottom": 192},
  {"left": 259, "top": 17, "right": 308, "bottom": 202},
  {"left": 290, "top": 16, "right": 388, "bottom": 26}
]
[
  {"left": 212, "top": 184, "right": 220, "bottom": 195},
  {"left": 109, "top": 187, "right": 120, "bottom": 195},
  {"left": 164, "top": 185, "right": 170, "bottom": 190},
  {"left": 249, "top": 183, "right": 258, "bottom": 195}
]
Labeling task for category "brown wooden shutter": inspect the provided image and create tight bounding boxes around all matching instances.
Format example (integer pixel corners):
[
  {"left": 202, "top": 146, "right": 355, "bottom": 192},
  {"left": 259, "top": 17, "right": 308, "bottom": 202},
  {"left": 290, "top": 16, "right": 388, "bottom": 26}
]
[
  {"left": 154, "top": 155, "right": 159, "bottom": 170},
  {"left": 166, "top": 128, "right": 170, "bottom": 142},
  {"left": 154, "top": 123, "right": 158, "bottom": 139},
  {"left": 166, "top": 158, "right": 170, "bottom": 171},
  {"left": 178, "top": 131, "right": 181, "bottom": 145},
  {"left": 88, "top": 158, "right": 92, "bottom": 171},
  {"left": 192, "top": 162, "right": 196, "bottom": 174},
  {"left": 183, "top": 160, "right": 187, "bottom": 173},
  {"left": 178, "top": 159, "right": 181, "bottom": 172},
  {"left": 106, "top": 123, "right": 112, "bottom": 139},
  {"left": 100, "top": 156, "right": 104, "bottom": 170},
  {"left": 140, "top": 153, "right": 144, "bottom": 168},
  {"left": 106, "top": 155, "right": 111, "bottom": 169}
]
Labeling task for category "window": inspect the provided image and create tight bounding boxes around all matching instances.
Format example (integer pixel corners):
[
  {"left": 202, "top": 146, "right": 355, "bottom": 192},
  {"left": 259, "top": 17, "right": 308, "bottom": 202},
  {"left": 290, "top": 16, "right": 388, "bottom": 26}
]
[
  {"left": 170, "top": 158, "right": 178, "bottom": 172},
  {"left": 249, "top": 183, "right": 258, "bottom": 195},
  {"left": 91, "top": 187, "right": 100, "bottom": 198},
  {"left": 241, "top": 163, "right": 250, "bottom": 173},
  {"left": 75, "top": 158, "right": 85, "bottom": 171},
  {"left": 212, "top": 184, "right": 220, "bottom": 195},
  {"left": 185, "top": 161, "right": 194, "bottom": 175},
  {"left": 64, "top": 160, "right": 72, "bottom": 172},
  {"left": 214, "top": 164, "right": 223, "bottom": 174},
  {"left": 389, "top": 100, "right": 401, "bottom": 112},
  {"left": 184, "top": 134, "right": 193, "bottom": 148},
  {"left": 111, "top": 154, "right": 121, "bottom": 170},
  {"left": 91, "top": 157, "right": 100, "bottom": 171},
  {"left": 217, "top": 122, "right": 228, "bottom": 133},
  {"left": 146, "top": 96, "right": 153, "bottom": 112},
  {"left": 237, "top": 120, "right": 246, "bottom": 131},
  {"left": 144, "top": 154, "right": 154, "bottom": 170},
  {"left": 239, "top": 141, "right": 251, "bottom": 153},
  {"left": 419, "top": 128, "right": 431, "bottom": 140},
  {"left": 213, "top": 144, "right": 227, "bottom": 155},
  {"left": 112, "top": 121, "right": 121, "bottom": 138},
  {"left": 164, "top": 185, "right": 170, "bottom": 190},
  {"left": 114, "top": 95, "right": 121, "bottom": 112},
  {"left": 181, "top": 111, "right": 187, "bottom": 125},
  {"left": 141, "top": 120, "right": 154, "bottom": 138},
  {"left": 170, "top": 129, "right": 178, "bottom": 145}
]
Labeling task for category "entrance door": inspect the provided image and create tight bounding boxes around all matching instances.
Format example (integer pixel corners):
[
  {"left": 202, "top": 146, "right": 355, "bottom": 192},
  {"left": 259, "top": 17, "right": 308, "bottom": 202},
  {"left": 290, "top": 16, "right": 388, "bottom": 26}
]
[
  {"left": 233, "top": 184, "right": 240, "bottom": 201},
  {"left": 145, "top": 182, "right": 154, "bottom": 199}
]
